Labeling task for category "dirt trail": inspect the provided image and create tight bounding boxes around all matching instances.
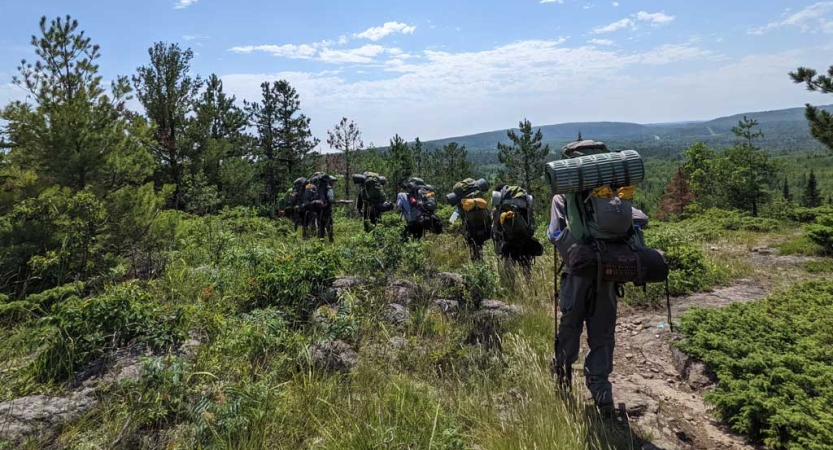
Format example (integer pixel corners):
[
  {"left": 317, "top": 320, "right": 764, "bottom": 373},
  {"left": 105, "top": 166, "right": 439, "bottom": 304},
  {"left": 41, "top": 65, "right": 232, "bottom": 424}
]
[
  {"left": 594, "top": 248, "right": 816, "bottom": 450},
  {"left": 609, "top": 278, "right": 767, "bottom": 450}
]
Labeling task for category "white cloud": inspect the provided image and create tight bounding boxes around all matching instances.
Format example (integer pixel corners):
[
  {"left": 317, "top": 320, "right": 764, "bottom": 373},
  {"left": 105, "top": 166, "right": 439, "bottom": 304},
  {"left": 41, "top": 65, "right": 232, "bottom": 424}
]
[
  {"left": 229, "top": 44, "right": 319, "bottom": 59},
  {"left": 319, "top": 45, "right": 387, "bottom": 64},
  {"left": 612, "top": 1, "right": 619, "bottom": 6},
  {"left": 588, "top": 38, "right": 614, "bottom": 46},
  {"left": 748, "top": 2, "right": 833, "bottom": 34},
  {"left": 592, "top": 10, "right": 674, "bottom": 33},
  {"left": 219, "top": 37, "right": 726, "bottom": 144},
  {"left": 174, "top": 0, "right": 200, "bottom": 9},
  {"left": 540, "top": 0, "right": 565, "bottom": 4},
  {"left": 592, "top": 18, "right": 634, "bottom": 33},
  {"left": 635, "top": 11, "right": 675, "bottom": 24},
  {"left": 583, "top": 3, "right": 595, "bottom": 9},
  {"left": 355, "top": 21, "right": 416, "bottom": 41}
]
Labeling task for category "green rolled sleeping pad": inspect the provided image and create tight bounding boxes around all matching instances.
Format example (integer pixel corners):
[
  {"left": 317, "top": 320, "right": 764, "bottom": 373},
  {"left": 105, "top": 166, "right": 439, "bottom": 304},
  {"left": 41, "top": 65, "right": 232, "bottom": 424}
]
[{"left": 545, "top": 150, "right": 644, "bottom": 195}]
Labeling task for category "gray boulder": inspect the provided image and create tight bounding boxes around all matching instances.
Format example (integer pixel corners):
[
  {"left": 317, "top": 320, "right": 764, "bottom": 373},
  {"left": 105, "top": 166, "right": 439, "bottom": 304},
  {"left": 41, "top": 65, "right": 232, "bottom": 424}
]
[
  {"left": 385, "top": 280, "right": 419, "bottom": 306},
  {"left": 324, "top": 276, "right": 367, "bottom": 303},
  {"left": 309, "top": 340, "right": 358, "bottom": 373},
  {"left": 432, "top": 299, "right": 460, "bottom": 314},
  {"left": 671, "top": 346, "right": 714, "bottom": 389},
  {"left": 0, "top": 390, "right": 96, "bottom": 442},
  {"left": 468, "top": 300, "right": 523, "bottom": 348},
  {"left": 382, "top": 303, "right": 410, "bottom": 325}
]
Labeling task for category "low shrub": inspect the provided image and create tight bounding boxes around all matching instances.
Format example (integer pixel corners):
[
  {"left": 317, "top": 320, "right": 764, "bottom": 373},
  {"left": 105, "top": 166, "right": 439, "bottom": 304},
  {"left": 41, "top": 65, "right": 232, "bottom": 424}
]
[
  {"left": 678, "top": 281, "right": 833, "bottom": 449},
  {"left": 645, "top": 227, "right": 718, "bottom": 295},
  {"left": 33, "top": 282, "right": 187, "bottom": 382},
  {"left": 250, "top": 243, "right": 340, "bottom": 322},
  {"left": 788, "top": 206, "right": 833, "bottom": 224},
  {"left": 806, "top": 214, "right": 833, "bottom": 255},
  {"left": 341, "top": 226, "right": 426, "bottom": 279}
]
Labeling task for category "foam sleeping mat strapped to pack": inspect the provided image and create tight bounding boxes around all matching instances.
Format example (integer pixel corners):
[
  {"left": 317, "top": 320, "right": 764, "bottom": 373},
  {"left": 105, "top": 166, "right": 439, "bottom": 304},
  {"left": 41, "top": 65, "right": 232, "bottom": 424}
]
[{"left": 545, "top": 150, "right": 644, "bottom": 194}]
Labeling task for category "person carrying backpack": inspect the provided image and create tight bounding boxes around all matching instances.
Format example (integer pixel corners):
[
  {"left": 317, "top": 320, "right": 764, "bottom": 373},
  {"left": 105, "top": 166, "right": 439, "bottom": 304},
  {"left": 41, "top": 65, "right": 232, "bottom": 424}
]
[
  {"left": 354, "top": 171, "right": 392, "bottom": 232},
  {"left": 280, "top": 177, "right": 307, "bottom": 230},
  {"left": 447, "top": 178, "right": 492, "bottom": 260},
  {"left": 547, "top": 139, "right": 664, "bottom": 417},
  {"left": 300, "top": 172, "right": 336, "bottom": 242},
  {"left": 491, "top": 183, "right": 544, "bottom": 275},
  {"left": 395, "top": 178, "right": 442, "bottom": 240}
]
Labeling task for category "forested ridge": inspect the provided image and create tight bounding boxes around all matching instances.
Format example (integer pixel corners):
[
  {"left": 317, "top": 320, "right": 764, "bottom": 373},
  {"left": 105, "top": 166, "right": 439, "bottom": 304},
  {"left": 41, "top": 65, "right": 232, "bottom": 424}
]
[{"left": 1, "top": 14, "right": 833, "bottom": 450}]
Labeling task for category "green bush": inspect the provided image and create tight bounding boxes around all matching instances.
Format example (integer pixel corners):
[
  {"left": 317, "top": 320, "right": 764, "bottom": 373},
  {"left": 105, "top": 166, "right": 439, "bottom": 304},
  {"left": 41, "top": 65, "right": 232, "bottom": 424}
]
[
  {"left": 341, "top": 226, "right": 426, "bottom": 279},
  {"left": 645, "top": 227, "right": 717, "bottom": 295},
  {"left": 806, "top": 215, "right": 833, "bottom": 255},
  {"left": 250, "top": 244, "right": 340, "bottom": 321},
  {"left": 678, "top": 281, "right": 833, "bottom": 449},
  {"left": 24, "top": 282, "right": 84, "bottom": 313},
  {"left": 34, "top": 282, "right": 186, "bottom": 382},
  {"left": 0, "top": 301, "right": 32, "bottom": 327},
  {"left": 788, "top": 206, "right": 833, "bottom": 224}
]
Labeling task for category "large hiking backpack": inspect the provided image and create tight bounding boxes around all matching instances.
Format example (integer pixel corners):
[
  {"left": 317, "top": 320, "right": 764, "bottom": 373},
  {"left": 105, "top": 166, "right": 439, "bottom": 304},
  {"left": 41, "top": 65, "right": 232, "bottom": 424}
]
[
  {"left": 406, "top": 178, "right": 437, "bottom": 214},
  {"left": 303, "top": 172, "right": 331, "bottom": 207},
  {"left": 494, "top": 185, "right": 535, "bottom": 242},
  {"left": 360, "top": 172, "right": 387, "bottom": 205},
  {"left": 288, "top": 178, "right": 307, "bottom": 207},
  {"left": 556, "top": 140, "right": 668, "bottom": 285},
  {"left": 449, "top": 178, "right": 491, "bottom": 232}
]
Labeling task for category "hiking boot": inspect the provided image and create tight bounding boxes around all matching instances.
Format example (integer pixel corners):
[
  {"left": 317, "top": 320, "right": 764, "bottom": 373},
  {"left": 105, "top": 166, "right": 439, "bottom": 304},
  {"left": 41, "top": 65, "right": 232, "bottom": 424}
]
[{"left": 596, "top": 403, "right": 617, "bottom": 420}]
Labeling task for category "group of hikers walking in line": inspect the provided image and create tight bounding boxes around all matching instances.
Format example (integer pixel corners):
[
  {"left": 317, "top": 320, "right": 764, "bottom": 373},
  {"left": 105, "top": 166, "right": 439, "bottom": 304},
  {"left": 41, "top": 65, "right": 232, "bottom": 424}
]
[{"left": 278, "top": 138, "right": 672, "bottom": 418}]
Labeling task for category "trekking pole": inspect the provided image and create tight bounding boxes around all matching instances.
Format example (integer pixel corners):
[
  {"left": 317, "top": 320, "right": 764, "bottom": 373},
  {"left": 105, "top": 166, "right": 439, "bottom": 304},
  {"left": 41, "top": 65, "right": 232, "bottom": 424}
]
[
  {"left": 665, "top": 277, "right": 674, "bottom": 332},
  {"left": 551, "top": 244, "right": 560, "bottom": 376}
]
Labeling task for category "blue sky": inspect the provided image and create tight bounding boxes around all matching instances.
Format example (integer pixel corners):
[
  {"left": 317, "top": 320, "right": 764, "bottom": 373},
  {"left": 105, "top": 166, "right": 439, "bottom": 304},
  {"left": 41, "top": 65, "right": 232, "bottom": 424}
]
[{"left": 1, "top": 0, "right": 832, "bottom": 146}]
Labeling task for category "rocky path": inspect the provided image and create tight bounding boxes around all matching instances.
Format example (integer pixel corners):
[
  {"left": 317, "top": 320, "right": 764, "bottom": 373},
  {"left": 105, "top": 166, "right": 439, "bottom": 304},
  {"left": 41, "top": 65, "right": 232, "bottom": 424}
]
[
  {"left": 609, "top": 279, "right": 767, "bottom": 450},
  {"left": 599, "top": 247, "right": 818, "bottom": 450}
]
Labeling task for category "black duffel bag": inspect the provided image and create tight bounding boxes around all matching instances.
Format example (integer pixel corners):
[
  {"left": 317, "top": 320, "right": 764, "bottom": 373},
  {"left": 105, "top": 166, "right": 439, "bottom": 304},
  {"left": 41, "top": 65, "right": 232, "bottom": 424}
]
[{"left": 567, "top": 241, "right": 669, "bottom": 285}]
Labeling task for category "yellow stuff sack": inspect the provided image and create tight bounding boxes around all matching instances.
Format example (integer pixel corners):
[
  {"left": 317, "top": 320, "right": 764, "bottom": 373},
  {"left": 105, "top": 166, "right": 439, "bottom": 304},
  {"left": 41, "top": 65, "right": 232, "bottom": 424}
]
[
  {"left": 461, "top": 197, "right": 487, "bottom": 212},
  {"left": 590, "top": 186, "right": 614, "bottom": 198},
  {"left": 618, "top": 186, "right": 636, "bottom": 200},
  {"left": 500, "top": 210, "right": 515, "bottom": 225}
]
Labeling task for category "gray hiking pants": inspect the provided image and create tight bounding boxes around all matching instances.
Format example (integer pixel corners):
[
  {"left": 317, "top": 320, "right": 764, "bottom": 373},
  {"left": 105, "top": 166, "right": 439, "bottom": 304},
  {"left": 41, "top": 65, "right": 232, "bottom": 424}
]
[{"left": 555, "top": 272, "right": 617, "bottom": 407}]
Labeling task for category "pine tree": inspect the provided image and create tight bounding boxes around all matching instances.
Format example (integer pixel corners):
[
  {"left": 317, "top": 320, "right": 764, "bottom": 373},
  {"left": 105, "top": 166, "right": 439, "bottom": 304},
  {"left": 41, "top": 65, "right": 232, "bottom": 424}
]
[
  {"left": 245, "top": 80, "right": 319, "bottom": 204},
  {"left": 2, "top": 15, "right": 154, "bottom": 194},
  {"left": 388, "top": 134, "right": 413, "bottom": 189},
  {"left": 790, "top": 66, "right": 833, "bottom": 153},
  {"left": 412, "top": 137, "right": 425, "bottom": 176},
  {"left": 497, "top": 118, "right": 550, "bottom": 191},
  {"left": 658, "top": 167, "right": 695, "bottom": 220},
  {"left": 273, "top": 81, "right": 319, "bottom": 188},
  {"left": 682, "top": 143, "right": 722, "bottom": 208},
  {"left": 802, "top": 170, "right": 822, "bottom": 208},
  {"left": 133, "top": 42, "right": 202, "bottom": 209},
  {"left": 326, "top": 117, "right": 363, "bottom": 199},
  {"left": 722, "top": 117, "right": 775, "bottom": 216},
  {"left": 783, "top": 176, "right": 792, "bottom": 201},
  {"left": 432, "top": 142, "right": 473, "bottom": 194},
  {"left": 192, "top": 74, "right": 249, "bottom": 205}
]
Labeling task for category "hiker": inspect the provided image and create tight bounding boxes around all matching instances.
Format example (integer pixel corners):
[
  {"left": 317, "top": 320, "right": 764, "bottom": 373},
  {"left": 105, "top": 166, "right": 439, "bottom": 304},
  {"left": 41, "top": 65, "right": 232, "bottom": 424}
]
[
  {"left": 447, "top": 178, "right": 492, "bottom": 260},
  {"left": 300, "top": 172, "right": 336, "bottom": 242},
  {"left": 354, "top": 171, "right": 393, "bottom": 232},
  {"left": 280, "top": 177, "right": 307, "bottom": 230},
  {"left": 396, "top": 177, "right": 442, "bottom": 240},
  {"left": 547, "top": 139, "right": 652, "bottom": 416},
  {"left": 491, "top": 183, "right": 544, "bottom": 275}
]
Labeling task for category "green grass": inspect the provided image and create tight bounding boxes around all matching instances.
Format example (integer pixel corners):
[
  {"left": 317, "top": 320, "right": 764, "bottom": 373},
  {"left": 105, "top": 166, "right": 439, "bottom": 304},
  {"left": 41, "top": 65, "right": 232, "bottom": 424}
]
[{"left": 2, "top": 207, "right": 791, "bottom": 449}]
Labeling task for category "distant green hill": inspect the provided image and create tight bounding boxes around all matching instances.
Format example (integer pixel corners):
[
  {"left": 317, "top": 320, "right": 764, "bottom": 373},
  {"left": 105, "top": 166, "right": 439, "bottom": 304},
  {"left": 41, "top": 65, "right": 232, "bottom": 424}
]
[{"left": 422, "top": 105, "right": 833, "bottom": 160}]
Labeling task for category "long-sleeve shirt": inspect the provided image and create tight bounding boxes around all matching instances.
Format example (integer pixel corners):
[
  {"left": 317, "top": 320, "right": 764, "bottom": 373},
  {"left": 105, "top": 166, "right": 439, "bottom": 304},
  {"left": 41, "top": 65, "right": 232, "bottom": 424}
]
[{"left": 395, "top": 192, "right": 411, "bottom": 220}]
